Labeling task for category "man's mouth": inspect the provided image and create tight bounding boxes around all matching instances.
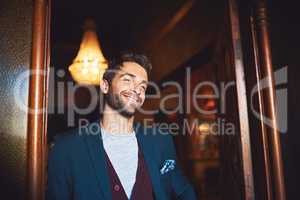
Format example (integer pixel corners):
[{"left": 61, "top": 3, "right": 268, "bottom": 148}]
[{"left": 120, "top": 91, "right": 141, "bottom": 103}]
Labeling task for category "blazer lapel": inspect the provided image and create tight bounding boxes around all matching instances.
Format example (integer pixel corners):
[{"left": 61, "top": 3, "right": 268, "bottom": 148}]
[
  {"left": 135, "top": 123, "right": 166, "bottom": 200},
  {"left": 84, "top": 122, "right": 112, "bottom": 200}
]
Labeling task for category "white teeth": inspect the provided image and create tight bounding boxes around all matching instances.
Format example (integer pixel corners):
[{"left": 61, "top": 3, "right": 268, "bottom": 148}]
[
  {"left": 128, "top": 97, "right": 137, "bottom": 102},
  {"left": 127, "top": 95, "right": 138, "bottom": 101},
  {"left": 121, "top": 93, "right": 139, "bottom": 103}
]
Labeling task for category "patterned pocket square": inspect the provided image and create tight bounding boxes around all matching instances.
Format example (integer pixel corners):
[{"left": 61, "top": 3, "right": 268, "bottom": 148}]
[{"left": 160, "top": 159, "right": 176, "bottom": 175}]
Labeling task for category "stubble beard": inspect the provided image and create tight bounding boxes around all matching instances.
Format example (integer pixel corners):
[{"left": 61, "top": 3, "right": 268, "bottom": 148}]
[{"left": 104, "top": 90, "right": 136, "bottom": 118}]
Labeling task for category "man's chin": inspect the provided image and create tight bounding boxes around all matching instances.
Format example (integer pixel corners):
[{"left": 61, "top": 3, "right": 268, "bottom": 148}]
[{"left": 119, "top": 109, "right": 135, "bottom": 118}]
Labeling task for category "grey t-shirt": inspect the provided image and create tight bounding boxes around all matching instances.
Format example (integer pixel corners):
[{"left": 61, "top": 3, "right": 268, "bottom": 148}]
[{"left": 101, "top": 126, "right": 138, "bottom": 198}]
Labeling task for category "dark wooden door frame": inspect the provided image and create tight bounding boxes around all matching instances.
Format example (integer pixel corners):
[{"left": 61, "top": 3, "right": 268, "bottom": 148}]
[
  {"left": 228, "top": 0, "right": 255, "bottom": 199},
  {"left": 228, "top": 0, "right": 286, "bottom": 199},
  {"left": 251, "top": 0, "right": 286, "bottom": 199},
  {"left": 27, "top": 0, "right": 51, "bottom": 199}
]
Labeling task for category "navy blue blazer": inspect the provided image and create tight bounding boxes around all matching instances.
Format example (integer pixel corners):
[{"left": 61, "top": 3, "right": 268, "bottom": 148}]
[{"left": 46, "top": 121, "right": 197, "bottom": 200}]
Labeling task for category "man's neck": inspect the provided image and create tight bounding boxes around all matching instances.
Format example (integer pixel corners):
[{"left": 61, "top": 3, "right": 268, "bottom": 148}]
[{"left": 101, "top": 104, "right": 135, "bottom": 134}]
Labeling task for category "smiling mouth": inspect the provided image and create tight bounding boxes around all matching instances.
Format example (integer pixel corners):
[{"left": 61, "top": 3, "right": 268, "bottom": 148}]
[{"left": 120, "top": 91, "right": 141, "bottom": 103}]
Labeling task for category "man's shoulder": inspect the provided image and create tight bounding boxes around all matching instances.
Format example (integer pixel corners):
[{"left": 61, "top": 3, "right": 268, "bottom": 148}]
[{"left": 49, "top": 128, "right": 85, "bottom": 151}]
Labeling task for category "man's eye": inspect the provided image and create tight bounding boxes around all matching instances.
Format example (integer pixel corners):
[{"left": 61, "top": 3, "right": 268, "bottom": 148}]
[{"left": 123, "top": 78, "right": 130, "bottom": 82}]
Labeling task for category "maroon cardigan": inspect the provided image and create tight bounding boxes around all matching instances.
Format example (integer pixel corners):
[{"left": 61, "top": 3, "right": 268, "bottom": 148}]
[{"left": 104, "top": 148, "right": 155, "bottom": 200}]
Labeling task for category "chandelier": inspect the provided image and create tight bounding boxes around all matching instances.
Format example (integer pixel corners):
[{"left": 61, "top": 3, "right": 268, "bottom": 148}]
[{"left": 69, "top": 19, "right": 107, "bottom": 85}]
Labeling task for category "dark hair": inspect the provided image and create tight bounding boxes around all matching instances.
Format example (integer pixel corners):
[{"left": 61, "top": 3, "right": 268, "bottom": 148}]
[{"left": 102, "top": 51, "right": 152, "bottom": 84}]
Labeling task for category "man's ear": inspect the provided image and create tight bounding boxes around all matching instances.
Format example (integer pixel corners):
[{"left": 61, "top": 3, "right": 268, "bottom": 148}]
[{"left": 100, "top": 79, "right": 109, "bottom": 94}]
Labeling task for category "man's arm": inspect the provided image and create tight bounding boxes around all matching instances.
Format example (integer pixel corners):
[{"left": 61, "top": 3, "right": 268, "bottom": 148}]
[
  {"left": 164, "top": 134, "right": 197, "bottom": 200},
  {"left": 46, "top": 138, "right": 71, "bottom": 200}
]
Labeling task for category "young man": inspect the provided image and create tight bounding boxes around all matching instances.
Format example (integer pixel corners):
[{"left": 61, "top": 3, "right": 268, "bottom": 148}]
[{"left": 47, "top": 52, "right": 197, "bottom": 200}]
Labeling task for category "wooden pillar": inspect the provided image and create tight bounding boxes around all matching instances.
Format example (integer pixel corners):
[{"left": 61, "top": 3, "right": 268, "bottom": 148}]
[
  {"left": 27, "top": 0, "right": 50, "bottom": 199},
  {"left": 252, "top": 0, "right": 286, "bottom": 199},
  {"left": 250, "top": 14, "right": 273, "bottom": 200}
]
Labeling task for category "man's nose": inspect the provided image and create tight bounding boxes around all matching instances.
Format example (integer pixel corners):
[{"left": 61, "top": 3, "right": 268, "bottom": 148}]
[{"left": 131, "top": 83, "right": 141, "bottom": 95}]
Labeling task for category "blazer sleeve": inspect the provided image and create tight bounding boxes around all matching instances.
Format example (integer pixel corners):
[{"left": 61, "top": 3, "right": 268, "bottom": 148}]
[
  {"left": 164, "top": 134, "right": 197, "bottom": 200},
  {"left": 46, "top": 138, "right": 72, "bottom": 200}
]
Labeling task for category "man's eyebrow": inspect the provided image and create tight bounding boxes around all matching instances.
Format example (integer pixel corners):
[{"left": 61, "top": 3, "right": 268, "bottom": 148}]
[
  {"left": 119, "top": 72, "right": 148, "bottom": 85},
  {"left": 119, "top": 72, "right": 136, "bottom": 78},
  {"left": 140, "top": 80, "right": 148, "bottom": 85}
]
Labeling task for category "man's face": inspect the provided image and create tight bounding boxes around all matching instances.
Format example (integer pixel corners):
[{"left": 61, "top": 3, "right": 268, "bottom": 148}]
[{"left": 104, "top": 61, "right": 148, "bottom": 118}]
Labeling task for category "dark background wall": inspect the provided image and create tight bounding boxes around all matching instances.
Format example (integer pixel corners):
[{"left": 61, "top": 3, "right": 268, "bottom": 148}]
[{"left": 0, "top": 0, "right": 33, "bottom": 199}]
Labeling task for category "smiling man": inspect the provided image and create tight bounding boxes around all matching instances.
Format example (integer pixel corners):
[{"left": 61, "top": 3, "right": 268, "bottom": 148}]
[{"left": 47, "top": 52, "right": 197, "bottom": 200}]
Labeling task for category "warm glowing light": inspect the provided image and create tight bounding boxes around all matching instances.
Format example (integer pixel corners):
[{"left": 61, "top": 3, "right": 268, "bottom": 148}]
[
  {"left": 69, "top": 20, "right": 107, "bottom": 85},
  {"left": 198, "top": 123, "right": 210, "bottom": 133}
]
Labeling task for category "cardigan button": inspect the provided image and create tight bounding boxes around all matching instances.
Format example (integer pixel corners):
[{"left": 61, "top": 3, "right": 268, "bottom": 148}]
[{"left": 114, "top": 184, "right": 120, "bottom": 191}]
